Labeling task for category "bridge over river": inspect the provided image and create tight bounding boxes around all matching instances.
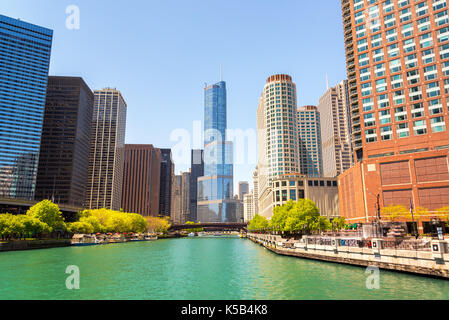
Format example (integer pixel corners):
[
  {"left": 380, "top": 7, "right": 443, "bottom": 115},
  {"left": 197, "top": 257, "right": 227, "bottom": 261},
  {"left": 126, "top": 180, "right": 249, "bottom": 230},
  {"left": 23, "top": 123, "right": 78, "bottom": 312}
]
[{"left": 169, "top": 222, "right": 248, "bottom": 232}]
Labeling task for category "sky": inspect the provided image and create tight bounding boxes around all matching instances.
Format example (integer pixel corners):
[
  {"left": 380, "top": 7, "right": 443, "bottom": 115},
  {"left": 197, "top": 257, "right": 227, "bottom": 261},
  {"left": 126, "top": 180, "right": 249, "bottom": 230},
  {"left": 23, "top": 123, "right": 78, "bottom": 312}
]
[{"left": 0, "top": 0, "right": 347, "bottom": 194}]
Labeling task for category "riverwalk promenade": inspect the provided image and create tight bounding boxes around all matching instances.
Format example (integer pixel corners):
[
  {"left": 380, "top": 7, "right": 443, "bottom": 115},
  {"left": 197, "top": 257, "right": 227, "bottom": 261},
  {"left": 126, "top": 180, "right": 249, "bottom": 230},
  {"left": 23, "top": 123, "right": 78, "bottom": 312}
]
[{"left": 248, "top": 233, "right": 449, "bottom": 279}]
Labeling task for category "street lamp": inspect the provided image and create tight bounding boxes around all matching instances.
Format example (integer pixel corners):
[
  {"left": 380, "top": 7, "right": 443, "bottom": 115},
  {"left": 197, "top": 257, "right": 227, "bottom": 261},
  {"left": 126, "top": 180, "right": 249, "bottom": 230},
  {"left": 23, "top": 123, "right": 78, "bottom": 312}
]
[{"left": 410, "top": 198, "right": 418, "bottom": 239}]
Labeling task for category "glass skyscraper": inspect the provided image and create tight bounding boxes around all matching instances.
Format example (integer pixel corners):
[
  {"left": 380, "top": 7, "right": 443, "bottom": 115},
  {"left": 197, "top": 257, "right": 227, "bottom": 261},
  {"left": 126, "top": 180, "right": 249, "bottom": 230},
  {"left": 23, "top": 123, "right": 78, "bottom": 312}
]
[
  {"left": 197, "top": 81, "right": 238, "bottom": 222},
  {"left": 0, "top": 15, "right": 53, "bottom": 200}
]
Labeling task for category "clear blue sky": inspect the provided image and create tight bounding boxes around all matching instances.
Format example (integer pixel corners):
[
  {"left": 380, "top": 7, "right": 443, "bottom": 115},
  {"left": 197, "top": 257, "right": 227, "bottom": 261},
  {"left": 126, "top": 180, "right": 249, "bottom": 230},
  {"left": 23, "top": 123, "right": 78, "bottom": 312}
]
[{"left": 1, "top": 0, "right": 347, "bottom": 194}]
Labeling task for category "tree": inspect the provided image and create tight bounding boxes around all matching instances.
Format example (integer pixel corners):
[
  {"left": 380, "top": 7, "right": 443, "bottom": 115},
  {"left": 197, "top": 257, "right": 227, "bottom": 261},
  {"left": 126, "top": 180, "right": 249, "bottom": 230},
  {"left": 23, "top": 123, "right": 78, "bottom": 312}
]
[
  {"left": 27, "top": 200, "right": 64, "bottom": 232},
  {"left": 126, "top": 213, "right": 147, "bottom": 233},
  {"left": 332, "top": 217, "right": 346, "bottom": 231},
  {"left": 80, "top": 215, "right": 105, "bottom": 234},
  {"left": 406, "top": 206, "right": 428, "bottom": 223},
  {"left": 283, "top": 199, "right": 322, "bottom": 234},
  {"left": 68, "top": 222, "right": 94, "bottom": 234},
  {"left": 269, "top": 201, "right": 293, "bottom": 232},
  {"left": 381, "top": 205, "right": 408, "bottom": 222},
  {"left": 145, "top": 216, "right": 171, "bottom": 234},
  {"left": 436, "top": 206, "right": 449, "bottom": 226},
  {"left": 248, "top": 214, "right": 269, "bottom": 232},
  {"left": 18, "top": 215, "right": 50, "bottom": 238},
  {"left": 0, "top": 214, "right": 24, "bottom": 239}
]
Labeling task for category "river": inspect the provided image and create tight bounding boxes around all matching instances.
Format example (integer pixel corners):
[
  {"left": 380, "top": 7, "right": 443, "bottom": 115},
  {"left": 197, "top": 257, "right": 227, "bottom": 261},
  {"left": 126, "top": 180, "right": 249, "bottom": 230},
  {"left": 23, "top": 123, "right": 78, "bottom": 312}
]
[{"left": 0, "top": 236, "right": 448, "bottom": 300}]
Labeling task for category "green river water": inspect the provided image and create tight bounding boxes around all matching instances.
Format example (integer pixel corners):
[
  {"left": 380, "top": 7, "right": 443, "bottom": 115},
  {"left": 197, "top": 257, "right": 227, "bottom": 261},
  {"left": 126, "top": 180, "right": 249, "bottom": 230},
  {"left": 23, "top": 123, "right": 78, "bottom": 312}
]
[{"left": 0, "top": 236, "right": 448, "bottom": 300}]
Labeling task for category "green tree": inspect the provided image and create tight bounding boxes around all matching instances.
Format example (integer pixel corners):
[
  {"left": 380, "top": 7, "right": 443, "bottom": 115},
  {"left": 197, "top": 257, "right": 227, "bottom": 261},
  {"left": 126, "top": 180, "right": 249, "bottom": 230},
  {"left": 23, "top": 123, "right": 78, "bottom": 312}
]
[
  {"left": 332, "top": 217, "right": 346, "bottom": 231},
  {"left": 283, "top": 199, "right": 321, "bottom": 234},
  {"left": 145, "top": 216, "right": 171, "bottom": 233},
  {"left": 18, "top": 215, "right": 50, "bottom": 238},
  {"left": 269, "top": 201, "right": 294, "bottom": 232},
  {"left": 0, "top": 214, "right": 24, "bottom": 239},
  {"left": 126, "top": 213, "right": 147, "bottom": 233},
  {"left": 248, "top": 214, "right": 269, "bottom": 231},
  {"left": 26, "top": 200, "right": 64, "bottom": 232}
]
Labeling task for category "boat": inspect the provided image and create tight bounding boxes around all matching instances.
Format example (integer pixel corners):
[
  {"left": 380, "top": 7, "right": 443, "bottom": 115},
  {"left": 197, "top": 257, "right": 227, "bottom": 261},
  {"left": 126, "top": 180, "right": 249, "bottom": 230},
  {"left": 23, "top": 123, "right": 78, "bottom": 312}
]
[
  {"left": 198, "top": 232, "right": 207, "bottom": 237},
  {"left": 213, "top": 233, "right": 222, "bottom": 237},
  {"left": 144, "top": 234, "right": 158, "bottom": 241},
  {"left": 71, "top": 234, "right": 100, "bottom": 246},
  {"left": 188, "top": 232, "right": 195, "bottom": 237}
]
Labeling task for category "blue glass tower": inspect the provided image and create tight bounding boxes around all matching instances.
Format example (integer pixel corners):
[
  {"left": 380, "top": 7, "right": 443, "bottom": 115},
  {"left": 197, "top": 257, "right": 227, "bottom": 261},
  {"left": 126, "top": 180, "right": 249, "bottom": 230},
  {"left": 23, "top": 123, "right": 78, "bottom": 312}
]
[
  {"left": 0, "top": 15, "right": 53, "bottom": 200},
  {"left": 197, "top": 81, "right": 239, "bottom": 222}
]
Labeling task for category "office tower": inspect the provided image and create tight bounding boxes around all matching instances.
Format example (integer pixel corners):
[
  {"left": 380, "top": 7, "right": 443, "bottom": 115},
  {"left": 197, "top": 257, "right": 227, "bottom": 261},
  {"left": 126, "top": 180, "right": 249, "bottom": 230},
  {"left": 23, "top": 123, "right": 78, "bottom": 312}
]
[
  {"left": 253, "top": 167, "right": 259, "bottom": 214},
  {"left": 0, "top": 15, "right": 53, "bottom": 200},
  {"left": 339, "top": 0, "right": 449, "bottom": 227},
  {"left": 318, "top": 80, "right": 354, "bottom": 177},
  {"left": 85, "top": 89, "right": 127, "bottom": 211},
  {"left": 238, "top": 181, "right": 249, "bottom": 200},
  {"left": 181, "top": 171, "right": 191, "bottom": 223},
  {"left": 171, "top": 175, "right": 182, "bottom": 223},
  {"left": 159, "top": 149, "right": 173, "bottom": 217},
  {"left": 197, "top": 81, "right": 238, "bottom": 222},
  {"left": 243, "top": 191, "right": 255, "bottom": 222},
  {"left": 257, "top": 74, "right": 300, "bottom": 218},
  {"left": 297, "top": 106, "right": 324, "bottom": 178},
  {"left": 189, "top": 149, "right": 204, "bottom": 222},
  {"left": 35, "top": 77, "right": 94, "bottom": 207},
  {"left": 121, "top": 145, "right": 161, "bottom": 217}
]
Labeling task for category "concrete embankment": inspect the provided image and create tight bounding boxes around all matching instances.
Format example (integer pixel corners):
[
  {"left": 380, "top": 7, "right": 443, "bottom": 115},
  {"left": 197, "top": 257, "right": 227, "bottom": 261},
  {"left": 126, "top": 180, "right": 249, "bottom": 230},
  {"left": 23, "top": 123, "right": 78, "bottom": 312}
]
[
  {"left": 0, "top": 240, "right": 71, "bottom": 252},
  {"left": 248, "top": 233, "right": 449, "bottom": 279}
]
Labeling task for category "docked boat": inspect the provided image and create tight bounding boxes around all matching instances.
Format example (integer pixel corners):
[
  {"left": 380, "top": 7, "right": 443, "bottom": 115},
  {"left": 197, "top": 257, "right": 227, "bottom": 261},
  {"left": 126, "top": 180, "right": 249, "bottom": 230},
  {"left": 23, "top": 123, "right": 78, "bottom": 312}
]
[
  {"left": 188, "top": 232, "right": 196, "bottom": 237},
  {"left": 71, "top": 234, "right": 100, "bottom": 246},
  {"left": 144, "top": 234, "right": 158, "bottom": 241}
]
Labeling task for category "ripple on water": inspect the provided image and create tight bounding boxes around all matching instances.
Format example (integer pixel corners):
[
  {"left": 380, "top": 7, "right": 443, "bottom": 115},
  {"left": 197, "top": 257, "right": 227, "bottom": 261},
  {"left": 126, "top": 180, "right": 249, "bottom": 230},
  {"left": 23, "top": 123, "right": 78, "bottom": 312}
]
[{"left": 0, "top": 238, "right": 448, "bottom": 300}]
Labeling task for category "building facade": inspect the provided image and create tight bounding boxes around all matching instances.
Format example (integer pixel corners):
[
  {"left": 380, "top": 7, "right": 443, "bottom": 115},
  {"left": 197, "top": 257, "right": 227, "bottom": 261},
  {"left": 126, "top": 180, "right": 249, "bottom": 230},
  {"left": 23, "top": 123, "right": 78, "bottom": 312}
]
[
  {"left": 317, "top": 80, "right": 354, "bottom": 177},
  {"left": 189, "top": 149, "right": 204, "bottom": 222},
  {"left": 181, "top": 171, "right": 191, "bottom": 223},
  {"left": 159, "top": 149, "right": 173, "bottom": 217},
  {"left": 238, "top": 181, "right": 249, "bottom": 200},
  {"left": 257, "top": 74, "right": 300, "bottom": 218},
  {"left": 339, "top": 0, "right": 449, "bottom": 226},
  {"left": 297, "top": 106, "right": 324, "bottom": 177},
  {"left": 85, "top": 89, "right": 127, "bottom": 211},
  {"left": 272, "top": 174, "right": 340, "bottom": 219},
  {"left": 197, "top": 81, "right": 238, "bottom": 222},
  {"left": 35, "top": 77, "right": 94, "bottom": 207},
  {"left": 121, "top": 145, "right": 161, "bottom": 217},
  {"left": 0, "top": 15, "right": 53, "bottom": 200},
  {"left": 253, "top": 167, "right": 259, "bottom": 214},
  {"left": 243, "top": 191, "right": 255, "bottom": 222},
  {"left": 171, "top": 174, "right": 182, "bottom": 223}
]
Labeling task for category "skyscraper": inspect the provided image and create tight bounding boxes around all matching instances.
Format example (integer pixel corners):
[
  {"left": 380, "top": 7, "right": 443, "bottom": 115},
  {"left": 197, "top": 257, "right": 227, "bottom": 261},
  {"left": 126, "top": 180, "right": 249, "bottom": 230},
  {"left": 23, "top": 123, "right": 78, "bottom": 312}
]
[
  {"left": 297, "top": 106, "right": 324, "bottom": 177},
  {"left": 339, "top": 0, "right": 449, "bottom": 226},
  {"left": 85, "top": 89, "right": 127, "bottom": 211},
  {"left": 253, "top": 167, "right": 259, "bottom": 214},
  {"left": 317, "top": 80, "right": 354, "bottom": 177},
  {"left": 121, "top": 145, "right": 161, "bottom": 217},
  {"left": 0, "top": 15, "right": 53, "bottom": 200},
  {"left": 197, "top": 81, "right": 238, "bottom": 222},
  {"left": 189, "top": 149, "right": 204, "bottom": 222},
  {"left": 257, "top": 74, "right": 300, "bottom": 218},
  {"left": 35, "top": 77, "right": 94, "bottom": 207},
  {"left": 243, "top": 191, "right": 255, "bottom": 222},
  {"left": 181, "top": 171, "right": 191, "bottom": 223},
  {"left": 238, "top": 181, "right": 249, "bottom": 200},
  {"left": 159, "top": 149, "right": 174, "bottom": 217}
]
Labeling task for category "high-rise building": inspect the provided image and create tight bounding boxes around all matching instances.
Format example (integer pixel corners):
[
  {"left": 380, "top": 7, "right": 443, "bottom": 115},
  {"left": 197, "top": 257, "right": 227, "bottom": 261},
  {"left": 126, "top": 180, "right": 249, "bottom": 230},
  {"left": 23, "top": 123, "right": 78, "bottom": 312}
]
[
  {"left": 297, "top": 106, "right": 324, "bottom": 177},
  {"left": 181, "top": 171, "right": 191, "bottom": 223},
  {"left": 85, "top": 89, "right": 127, "bottom": 211},
  {"left": 243, "top": 191, "right": 255, "bottom": 222},
  {"left": 318, "top": 80, "right": 354, "bottom": 177},
  {"left": 171, "top": 174, "right": 182, "bottom": 223},
  {"left": 189, "top": 149, "right": 204, "bottom": 222},
  {"left": 35, "top": 77, "right": 94, "bottom": 207},
  {"left": 0, "top": 15, "right": 53, "bottom": 200},
  {"left": 238, "top": 181, "right": 249, "bottom": 200},
  {"left": 159, "top": 149, "right": 173, "bottom": 217},
  {"left": 197, "top": 81, "right": 238, "bottom": 222},
  {"left": 257, "top": 74, "right": 300, "bottom": 218},
  {"left": 339, "top": 0, "right": 449, "bottom": 228},
  {"left": 121, "top": 145, "right": 161, "bottom": 217},
  {"left": 253, "top": 167, "right": 259, "bottom": 214}
]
